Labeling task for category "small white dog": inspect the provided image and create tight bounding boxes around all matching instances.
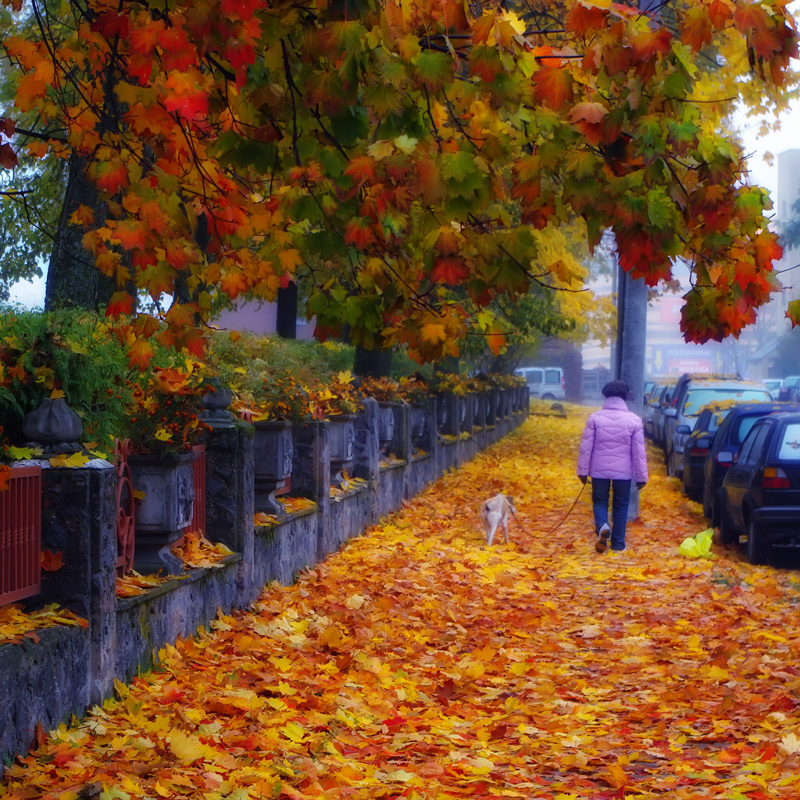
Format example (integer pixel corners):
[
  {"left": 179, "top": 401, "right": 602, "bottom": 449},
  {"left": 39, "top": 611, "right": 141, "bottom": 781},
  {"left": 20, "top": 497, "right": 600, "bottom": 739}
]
[{"left": 479, "top": 493, "right": 517, "bottom": 546}]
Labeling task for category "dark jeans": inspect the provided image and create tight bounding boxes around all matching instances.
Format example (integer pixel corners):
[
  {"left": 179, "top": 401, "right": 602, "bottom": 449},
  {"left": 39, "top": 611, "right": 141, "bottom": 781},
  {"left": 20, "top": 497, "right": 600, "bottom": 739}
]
[{"left": 591, "top": 478, "right": 631, "bottom": 551}]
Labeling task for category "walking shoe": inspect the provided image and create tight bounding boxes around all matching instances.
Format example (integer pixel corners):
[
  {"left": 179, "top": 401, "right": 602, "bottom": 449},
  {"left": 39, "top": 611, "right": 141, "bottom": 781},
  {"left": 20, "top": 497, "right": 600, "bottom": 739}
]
[{"left": 595, "top": 523, "right": 611, "bottom": 554}]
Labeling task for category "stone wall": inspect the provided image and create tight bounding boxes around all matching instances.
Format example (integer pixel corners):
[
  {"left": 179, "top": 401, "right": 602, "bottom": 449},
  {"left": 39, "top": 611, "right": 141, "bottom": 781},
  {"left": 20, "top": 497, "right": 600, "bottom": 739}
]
[{"left": 1, "top": 387, "right": 529, "bottom": 769}]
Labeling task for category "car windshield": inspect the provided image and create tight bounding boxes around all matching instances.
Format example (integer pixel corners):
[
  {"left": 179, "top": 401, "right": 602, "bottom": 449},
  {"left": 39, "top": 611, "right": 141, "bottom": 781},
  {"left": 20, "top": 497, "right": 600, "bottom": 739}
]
[
  {"left": 682, "top": 388, "right": 772, "bottom": 417},
  {"left": 706, "top": 408, "right": 732, "bottom": 433},
  {"left": 732, "top": 414, "right": 767, "bottom": 446},
  {"left": 778, "top": 424, "right": 800, "bottom": 460}
]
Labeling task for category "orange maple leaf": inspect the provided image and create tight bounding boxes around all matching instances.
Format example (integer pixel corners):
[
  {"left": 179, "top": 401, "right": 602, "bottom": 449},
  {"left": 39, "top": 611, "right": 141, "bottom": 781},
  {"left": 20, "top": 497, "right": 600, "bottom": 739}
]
[
  {"left": 111, "top": 219, "right": 148, "bottom": 250},
  {"left": 680, "top": 6, "right": 713, "bottom": 52},
  {"left": 487, "top": 331, "right": 506, "bottom": 356},
  {"left": 344, "top": 155, "right": 377, "bottom": 185},
  {"left": 533, "top": 65, "right": 574, "bottom": 110},
  {"left": 41, "top": 550, "right": 64, "bottom": 572},
  {"left": 127, "top": 338, "right": 155, "bottom": 370},
  {"left": 93, "top": 161, "right": 129, "bottom": 195},
  {"left": 69, "top": 205, "right": 95, "bottom": 227}
]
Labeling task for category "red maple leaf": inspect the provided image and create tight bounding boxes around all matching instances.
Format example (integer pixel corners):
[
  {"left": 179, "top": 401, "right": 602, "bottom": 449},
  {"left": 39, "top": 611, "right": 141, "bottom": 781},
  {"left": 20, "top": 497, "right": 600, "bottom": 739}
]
[
  {"left": 566, "top": 3, "right": 607, "bottom": 36},
  {"left": 630, "top": 28, "right": 673, "bottom": 62},
  {"left": 431, "top": 256, "right": 470, "bottom": 285},
  {"left": 90, "top": 11, "right": 130, "bottom": 40},
  {"left": 106, "top": 291, "right": 135, "bottom": 318},
  {"left": 41, "top": 550, "right": 64, "bottom": 572},
  {"left": 0, "top": 142, "right": 18, "bottom": 169},
  {"left": 344, "top": 218, "right": 375, "bottom": 249}
]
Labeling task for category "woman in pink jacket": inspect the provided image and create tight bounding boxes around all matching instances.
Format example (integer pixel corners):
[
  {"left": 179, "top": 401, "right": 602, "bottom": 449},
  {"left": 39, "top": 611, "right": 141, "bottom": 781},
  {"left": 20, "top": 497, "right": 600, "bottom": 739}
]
[{"left": 577, "top": 380, "right": 648, "bottom": 553}]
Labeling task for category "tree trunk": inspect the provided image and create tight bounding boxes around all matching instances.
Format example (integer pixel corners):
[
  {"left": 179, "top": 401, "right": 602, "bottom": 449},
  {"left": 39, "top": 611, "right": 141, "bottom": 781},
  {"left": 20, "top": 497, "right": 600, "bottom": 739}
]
[
  {"left": 45, "top": 153, "right": 114, "bottom": 310},
  {"left": 353, "top": 343, "right": 393, "bottom": 377},
  {"left": 276, "top": 283, "right": 298, "bottom": 339},
  {"left": 434, "top": 356, "right": 460, "bottom": 375}
]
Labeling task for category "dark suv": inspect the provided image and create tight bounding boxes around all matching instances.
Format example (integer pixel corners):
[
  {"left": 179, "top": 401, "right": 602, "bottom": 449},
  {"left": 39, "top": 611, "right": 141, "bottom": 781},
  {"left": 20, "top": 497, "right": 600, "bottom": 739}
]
[
  {"left": 702, "top": 401, "right": 800, "bottom": 524},
  {"left": 717, "top": 412, "right": 800, "bottom": 563},
  {"left": 681, "top": 404, "right": 732, "bottom": 501}
]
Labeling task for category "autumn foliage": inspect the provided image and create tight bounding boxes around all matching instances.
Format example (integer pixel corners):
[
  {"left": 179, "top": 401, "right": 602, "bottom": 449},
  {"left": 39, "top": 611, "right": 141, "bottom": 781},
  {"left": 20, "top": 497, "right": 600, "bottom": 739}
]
[
  {"left": 0, "top": 0, "right": 798, "bottom": 360},
  {"left": 4, "top": 407, "right": 800, "bottom": 798}
]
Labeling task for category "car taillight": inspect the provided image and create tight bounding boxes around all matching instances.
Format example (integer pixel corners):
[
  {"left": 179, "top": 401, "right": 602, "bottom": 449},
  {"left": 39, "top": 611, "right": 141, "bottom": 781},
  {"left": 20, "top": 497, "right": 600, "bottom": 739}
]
[
  {"left": 761, "top": 467, "right": 791, "bottom": 489},
  {"left": 561, "top": 376, "right": 565, "bottom": 390}
]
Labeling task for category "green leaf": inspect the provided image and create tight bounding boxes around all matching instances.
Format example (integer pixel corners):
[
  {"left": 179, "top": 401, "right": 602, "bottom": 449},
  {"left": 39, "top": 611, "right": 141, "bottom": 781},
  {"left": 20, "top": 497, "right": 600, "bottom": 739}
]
[{"left": 416, "top": 51, "right": 453, "bottom": 87}]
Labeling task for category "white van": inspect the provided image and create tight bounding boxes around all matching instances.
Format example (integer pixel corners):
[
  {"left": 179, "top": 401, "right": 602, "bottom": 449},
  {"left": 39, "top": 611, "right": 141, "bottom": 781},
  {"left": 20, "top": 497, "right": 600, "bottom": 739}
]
[{"left": 514, "top": 366, "right": 566, "bottom": 400}]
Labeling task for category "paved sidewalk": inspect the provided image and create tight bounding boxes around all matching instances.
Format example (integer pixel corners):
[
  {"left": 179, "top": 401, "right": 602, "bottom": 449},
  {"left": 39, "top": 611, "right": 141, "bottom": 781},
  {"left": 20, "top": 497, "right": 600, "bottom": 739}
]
[{"left": 3, "top": 407, "right": 800, "bottom": 799}]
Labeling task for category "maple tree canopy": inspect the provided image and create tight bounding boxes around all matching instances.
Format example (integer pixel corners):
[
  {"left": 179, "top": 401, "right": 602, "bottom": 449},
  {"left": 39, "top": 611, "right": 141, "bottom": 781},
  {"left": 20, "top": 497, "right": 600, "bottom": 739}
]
[{"left": 0, "top": 0, "right": 798, "bottom": 365}]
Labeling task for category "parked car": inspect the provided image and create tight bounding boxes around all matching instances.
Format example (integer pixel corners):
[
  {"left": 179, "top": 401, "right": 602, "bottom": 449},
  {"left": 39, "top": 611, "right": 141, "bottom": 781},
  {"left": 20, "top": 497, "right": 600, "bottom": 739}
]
[
  {"left": 642, "top": 381, "right": 667, "bottom": 439},
  {"left": 514, "top": 366, "right": 566, "bottom": 401},
  {"left": 663, "top": 378, "right": 772, "bottom": 478},
  {"left": 717, "top": 411, "right": 800, "bottom": 564},
  {"left": 764, "top": 378, "right": 783, "bottom": 400},
  {"left": 680, "top": 404, "right": 733, "bottom": 501},
  {"left": 652, "top": 382, "right": 678, "bottom": 448},
  {"left": 778, "top": 376, "right": 800, "bottom": 402},
  {"left": 703, "top": 401, "right": 800, "bottom": 524}
]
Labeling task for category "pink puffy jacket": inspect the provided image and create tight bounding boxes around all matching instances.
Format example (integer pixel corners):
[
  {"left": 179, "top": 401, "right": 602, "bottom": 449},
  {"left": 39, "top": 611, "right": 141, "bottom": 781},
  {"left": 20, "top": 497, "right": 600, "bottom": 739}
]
[{"left": 577, "top": 396, "right": 648, "bottom": 482}]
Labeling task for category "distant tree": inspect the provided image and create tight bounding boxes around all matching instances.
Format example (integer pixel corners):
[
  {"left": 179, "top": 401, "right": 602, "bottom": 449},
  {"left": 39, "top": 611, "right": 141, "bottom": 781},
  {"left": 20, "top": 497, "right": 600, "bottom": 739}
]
[{"left": 781, "top": 197, "right": 800, "bottom": 251}]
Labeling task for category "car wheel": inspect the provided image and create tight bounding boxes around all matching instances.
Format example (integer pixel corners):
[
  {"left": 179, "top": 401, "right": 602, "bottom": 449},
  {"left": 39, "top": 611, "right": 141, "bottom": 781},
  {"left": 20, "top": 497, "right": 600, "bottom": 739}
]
[
  {"left": 667, "top": 450, "right": 680, "bottom": 478},
  {"left": 702, "top": 483, "right": 712, "bottom": 520},
  {"left": 683, "top": 472, "right": 700, "bottom": 501},
  {"left": 718, "top": 495, "right": 738, "bottom": 546},
  {"left": 746, "top": 517, "right": 769, "bottom": 565},
  {"left": 541, "top": 393, "right": 555, "bottom": 401}
]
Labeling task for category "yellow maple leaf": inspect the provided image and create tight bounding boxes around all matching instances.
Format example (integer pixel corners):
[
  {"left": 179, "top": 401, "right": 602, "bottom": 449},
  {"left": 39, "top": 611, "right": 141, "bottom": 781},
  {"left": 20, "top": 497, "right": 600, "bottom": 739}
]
[
  {"left": 153, "top": 428, "right": 172, "bottom": 442},
  {"left": 168, "top": 731, "right": 208, "bottom": 763},
  {"left": 367, "top": 140, "right": 394, "bottom": 160},
  {"left": 280, "top": 721, "right": 306, "bottom": 743},
  {"left": 420, "top": 322, "right": 447, "bottom": 345}
]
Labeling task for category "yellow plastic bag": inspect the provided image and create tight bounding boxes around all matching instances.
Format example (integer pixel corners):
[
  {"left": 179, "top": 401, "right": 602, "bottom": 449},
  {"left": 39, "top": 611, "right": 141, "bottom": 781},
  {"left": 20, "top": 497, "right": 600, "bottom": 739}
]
[{"left": 678, "top": 528, "right": 714, "bottom": 559}]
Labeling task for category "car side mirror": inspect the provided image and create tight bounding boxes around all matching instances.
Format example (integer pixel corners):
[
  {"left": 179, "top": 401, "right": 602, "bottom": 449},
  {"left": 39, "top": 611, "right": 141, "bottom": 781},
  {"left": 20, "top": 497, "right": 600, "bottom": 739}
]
[
  {"left": 663, "top": 408, "right": 677, "bottom": 418},
  {"left": 676, "top": 424, "right": 691, "bottom": 435}
]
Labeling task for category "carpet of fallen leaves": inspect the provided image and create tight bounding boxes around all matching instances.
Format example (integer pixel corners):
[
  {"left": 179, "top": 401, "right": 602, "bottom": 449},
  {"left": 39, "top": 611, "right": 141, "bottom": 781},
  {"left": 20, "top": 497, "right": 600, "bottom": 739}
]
[{"left": 4, "top": 405, "right": 800, "bottom": 799}]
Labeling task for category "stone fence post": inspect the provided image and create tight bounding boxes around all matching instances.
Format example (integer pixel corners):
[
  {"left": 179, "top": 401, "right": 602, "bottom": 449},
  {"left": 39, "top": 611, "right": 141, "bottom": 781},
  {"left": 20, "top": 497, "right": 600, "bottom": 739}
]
[
  {"left": 202, "top": 420, "right": 256, "bottom": 606},
  {"left": 291, "top": 421, "right": 330, "bottom": 560},
  {"left": 38, "top": 459, "right": 118, "bottom": 705}
]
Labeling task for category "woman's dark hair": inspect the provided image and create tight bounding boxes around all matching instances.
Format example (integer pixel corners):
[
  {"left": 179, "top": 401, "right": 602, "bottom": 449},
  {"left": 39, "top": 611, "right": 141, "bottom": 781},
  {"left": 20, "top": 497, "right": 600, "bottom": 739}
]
[{"left": 601, "top": 380, "right": 630, "bottom": 400}]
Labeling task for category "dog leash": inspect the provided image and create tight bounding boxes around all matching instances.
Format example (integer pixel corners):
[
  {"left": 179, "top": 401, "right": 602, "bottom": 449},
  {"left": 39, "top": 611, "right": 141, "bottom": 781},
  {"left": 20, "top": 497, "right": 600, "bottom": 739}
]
[{"left": 543, "top": 480, "right": 588, "bottom": 535}]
